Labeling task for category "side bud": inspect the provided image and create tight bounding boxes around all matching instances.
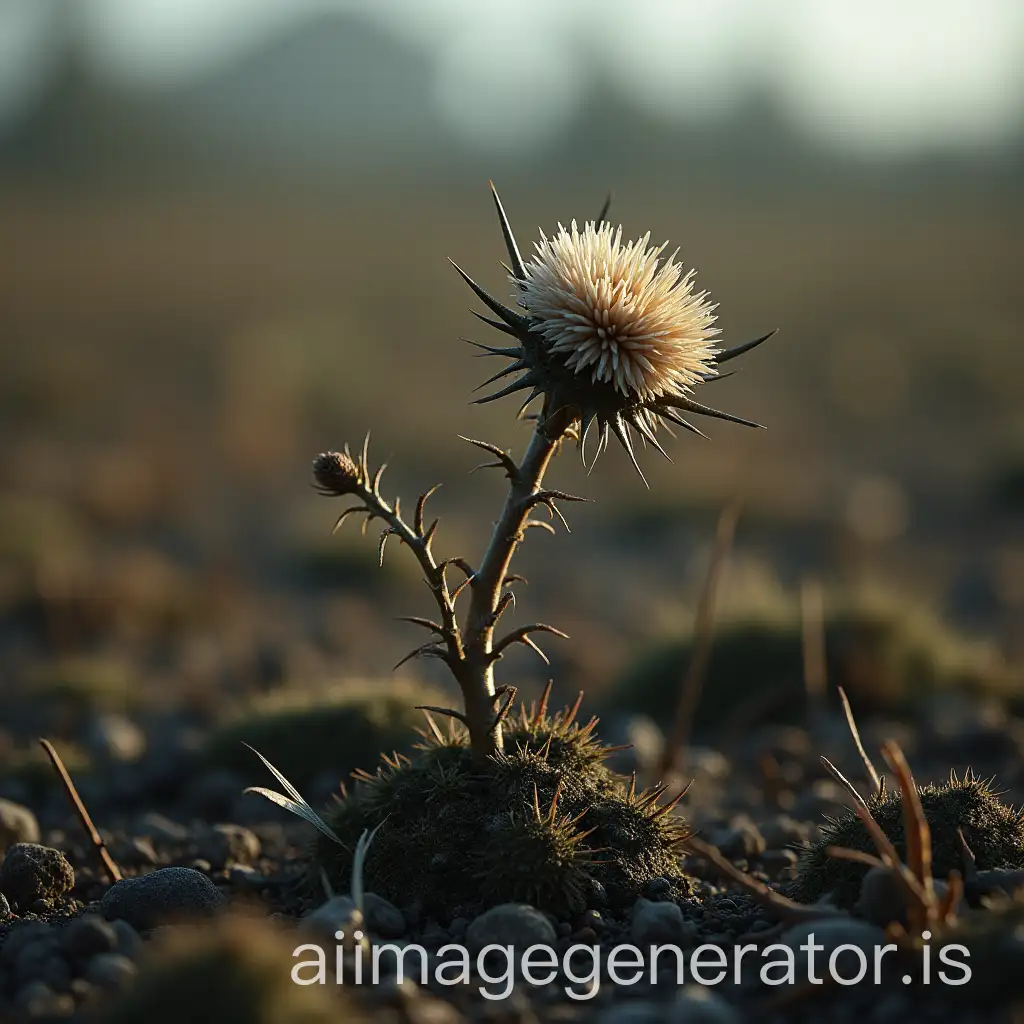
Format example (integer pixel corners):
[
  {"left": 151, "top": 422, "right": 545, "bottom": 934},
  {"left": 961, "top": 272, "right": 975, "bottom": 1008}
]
[{"left": 312, "top": 450, "right": 362, "bottom": 496}]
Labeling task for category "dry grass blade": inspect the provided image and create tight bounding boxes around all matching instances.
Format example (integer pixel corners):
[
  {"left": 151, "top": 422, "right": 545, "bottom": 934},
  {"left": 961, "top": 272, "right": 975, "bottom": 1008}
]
[
  {"left": 819, "top": 756, "right": 870, "bottom": 813},
  {"left": 846, "top": 787, "right": 933, "bottom": 921},
  {"left": 39, "top": 738, "right": 122, "bottom": 883},
  {"left": 938, "top": 869, "right": 963, "bottom": 922},
  {"left": 881, "top": 741, "right": 935, "bottom": 923},
  {"left": 837, "top": 686, "right": 882, "bottom": 795},
  {"left": 659, "top": 499, "right": 741, "bottom": 776},
  {"left": 684, "top": 835, "right": 842, "bottom": 924}
]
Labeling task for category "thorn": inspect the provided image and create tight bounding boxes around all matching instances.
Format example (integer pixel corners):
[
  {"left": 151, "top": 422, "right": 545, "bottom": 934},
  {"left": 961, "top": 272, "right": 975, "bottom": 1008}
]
[
  {"left": 472, "top": 374, "right": 539, "bottom": 405},
  {"left": 656, "top": 408, "right": 709, "bottom": 439},
  {"left": 396, "top": 615, "right": 444, "bottom": 635},
  {"left": 331, "top": 507, "right": 363, "bottom": 534},
  {"left": 660, "top": 395, "right": 763, "bottom": 430},
  {"left": 468, "top": 311, "right": 520, "bottom": 339},
  {"left": 595, "top": 191, "right": 613, "bottom": 228},
  {"left": 562, "top": 691, "right": 584, "bottom": 729},
  {"left": 535, "top": 680, "right": 553, "bottom": 724},
  {"left": 415, "top": 705, "right": 469, "bottom": 727},
  {"left": 468, "top": 335, "right": 524, "bottom": 356},
  {"left": 714, "top": 328, "right": 777, "bottom": 366},
  {"left": 473, "top": 360, "right": 529, "bottom": 393},
  {"left": 418, "top": 709, "right": 446, "bottom": 745},
  {"left": 458, "top": 435, "right": 519, "bottom": 478},
  {"left": 520, "top": 635, "right": 550, "bottom": 664},
  {"left": 492, "top": 686, "right": 518, "bottom": 731},
  {"left": 611, "top": 415, "right": 648, "bottom": 487},
  {"left": 393, "top": 643, "right": 448, "bottom": 671},
  {"left": 449, "top": 258, "right": 530, "bottom": 330},
  {"left": 523, "top": 519, "right": 556, "bottom": 535},
  {"left": 415, "top": 484, "right": 442, "bottom": 535},
  {"left": 548, "top": 778, "right": 564, "bottom": 824},
  {"left": 489, "top": 180, "right": 528, "bottom": 281}
]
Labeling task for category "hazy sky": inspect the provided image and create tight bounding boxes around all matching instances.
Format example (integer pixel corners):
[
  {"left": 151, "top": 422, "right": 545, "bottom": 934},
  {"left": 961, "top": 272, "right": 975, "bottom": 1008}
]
[{"left": 2, "top": 0, "right": 1024, "bottom": 155}]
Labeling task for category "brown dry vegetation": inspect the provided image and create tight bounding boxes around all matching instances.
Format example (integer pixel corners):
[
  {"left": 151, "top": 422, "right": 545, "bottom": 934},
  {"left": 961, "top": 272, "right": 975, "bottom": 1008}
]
[{"left": 1, "top": 181, "right": 1023, "bottom": 728}]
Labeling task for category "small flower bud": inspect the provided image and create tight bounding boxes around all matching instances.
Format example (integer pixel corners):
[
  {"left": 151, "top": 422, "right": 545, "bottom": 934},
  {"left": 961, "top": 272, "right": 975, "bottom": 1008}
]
[{"left": 312, "top": 450, "right": 361, "bottom": 495}]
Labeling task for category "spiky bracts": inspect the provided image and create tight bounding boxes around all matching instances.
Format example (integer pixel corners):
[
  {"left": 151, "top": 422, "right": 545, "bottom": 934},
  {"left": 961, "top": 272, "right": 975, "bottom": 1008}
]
[
  {"left": 452, "top": 183, "right": 774, "bottom": 477},
  {"left": 315, "top": 696, "right": 694, "bottom": 919},
  {"left": 791, "top": 771, "right": 1024, "bottom": 909}
]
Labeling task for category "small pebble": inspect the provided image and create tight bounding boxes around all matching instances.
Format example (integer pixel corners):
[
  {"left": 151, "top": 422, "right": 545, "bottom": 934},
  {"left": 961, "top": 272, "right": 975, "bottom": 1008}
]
[
  {"left": 85, "top": 952, "right": 138, "bottom": 990},
  {"left": 466, "top": 903, "right": 556, "bottom": 952},
  {"left": 62, "top": 914, "right": 119, "bottom": 960}
]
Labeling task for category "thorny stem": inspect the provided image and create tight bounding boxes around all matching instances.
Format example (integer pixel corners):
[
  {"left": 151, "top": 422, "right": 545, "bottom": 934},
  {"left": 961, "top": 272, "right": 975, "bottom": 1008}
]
[
  {"left": 341, "top": 474, "right": 464, "bottom": 671},
  {"left": 319, "top": 413, "right": 573, "bottom": 764},
  {"left": 461, "top": 413, "right": 571, "bottom": 758}
]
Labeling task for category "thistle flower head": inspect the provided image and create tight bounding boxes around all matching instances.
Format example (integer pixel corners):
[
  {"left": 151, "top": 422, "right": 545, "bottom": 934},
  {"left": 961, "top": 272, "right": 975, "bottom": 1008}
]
[
  {"left": 312, "top": 449, "right": 362, "bottom": 496},
  {"left": 451, "top": 184, "right": 775, "bottom": 478},
  {"left": 523, "top": 220, "right": 719, "bottom": 403}
]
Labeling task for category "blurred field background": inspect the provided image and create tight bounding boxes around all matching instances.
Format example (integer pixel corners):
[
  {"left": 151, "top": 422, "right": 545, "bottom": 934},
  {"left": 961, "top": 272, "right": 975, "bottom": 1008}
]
[{"left": 1, "top": 0, "right": 1023, "bottom": 782}]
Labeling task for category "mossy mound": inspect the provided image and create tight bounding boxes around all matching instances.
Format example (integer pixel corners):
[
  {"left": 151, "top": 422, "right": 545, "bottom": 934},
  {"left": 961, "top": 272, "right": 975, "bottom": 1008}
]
[
  {"left": 205, "top": 681, "right": 448, "bottom": 791},
  {"left": 608, "top": 594, "right": 1012, "bottom": 734},
  {"left": 317, "top": 701, "right": 694, "bottom": 921},
  {"left": 791, "top": 773, "right": 1024, "bottom": 909},
  {"left": 94, "top": 915, "right": 354, "bottom": 1024}
]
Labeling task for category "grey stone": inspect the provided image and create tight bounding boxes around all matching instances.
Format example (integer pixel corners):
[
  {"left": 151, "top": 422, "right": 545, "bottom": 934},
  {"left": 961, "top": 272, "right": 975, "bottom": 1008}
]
[
  {"left": 363, "top": 892, "right": 406, "bottom": 939},
  {"left": 12, "top": 937, "right": 59, "bottom": 983},
  {"left": 14, "top": 980, "right": 74, "bottom": 1017},
  {"left": 1, "top": 922, "right": 52, "bottom": 964},
  {"left": 198, "top": 823, "right": 261, "bottom": 869},
  {"left": 758, "top": 815, "right": 809, "bottom": 850},
  {"left": 0, "top": 799, "right": 41, "bottom": 852},
  {"left": 713, "top": 816, "right": 766, "bottom": 860},
  {"left": 62, "top": 914, "right": 119, "bottom": 959},
  {"left": 110, "top": 836, "right": 159, "bottom": 869},
  {"left": 100, "top": 866, "right": 226, "bottom": 931},
  {"left": 110, "top": 919, "right": 142, "bottom": 958},
  {"left": 759, "top": 849, "right": 799, "bottom": 874},
  {"left": 856, "top": 865, "right": 908, "bottom": 928},
  {"left": 297, "top": 895, "right": 363, "bottom": 944},
  {"left": 0, "top": 844, "right": 74, "bottom": 909},
  {"left": 298, "top": 892, "right": 404, "bottom": 940},
  {"left": 466, "top": 903, "right": 556, "bottom": 952},
  {"left": 85, "top": 952, "right": 138, "bottom": 989},
  {"left": 631, "top": 897, "right": 694, "bottom": 946},
  {"left": 134, "top": 812, "right": 189, "bottom": 844},
  {"left": 87, "top": 713, "right": 147, "bottom": 763},
  {"left": 780, "top": 917, "right": 886, "bottom": 981}
]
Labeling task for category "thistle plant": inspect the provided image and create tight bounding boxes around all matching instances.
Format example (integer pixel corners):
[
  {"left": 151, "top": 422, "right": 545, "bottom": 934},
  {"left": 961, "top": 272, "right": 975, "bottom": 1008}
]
[{"left": 313, "top": 184, "right": 772, "bottom": 763}]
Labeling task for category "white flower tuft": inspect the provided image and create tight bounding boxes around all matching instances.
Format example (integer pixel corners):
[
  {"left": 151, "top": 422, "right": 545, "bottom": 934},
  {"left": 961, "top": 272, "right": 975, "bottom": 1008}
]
[{"left": 522, "top": 221, "right": 720, "bottom": 401}]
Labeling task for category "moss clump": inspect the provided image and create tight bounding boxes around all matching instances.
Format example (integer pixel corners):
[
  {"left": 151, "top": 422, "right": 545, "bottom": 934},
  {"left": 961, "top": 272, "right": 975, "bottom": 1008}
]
[
  {"left": 205, "top": 681, "right": 447, "bottom": 791},
  {"left": 94, "top": 915, "right": 355, "bottom": 1024},
  {"left": 791, "top": 773, "right": 1024, "bottom": 909},
  {"left": 608, "top": 593, "right": 1012, "bottom": 734},
  {"left": 317, "top": 701, "right": 694, "bottom": 920}
]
